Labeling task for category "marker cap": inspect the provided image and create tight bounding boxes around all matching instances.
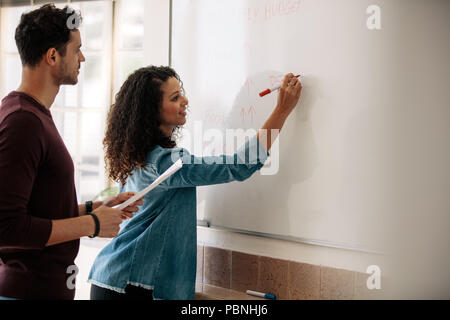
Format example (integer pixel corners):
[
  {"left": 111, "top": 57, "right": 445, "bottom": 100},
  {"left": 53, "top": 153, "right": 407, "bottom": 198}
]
[
  {"left": 264, "top": 293, "right": 276, "bottom": 300},
  {"left": 259, "top": 89, "right": 271, "bottom": 97}
]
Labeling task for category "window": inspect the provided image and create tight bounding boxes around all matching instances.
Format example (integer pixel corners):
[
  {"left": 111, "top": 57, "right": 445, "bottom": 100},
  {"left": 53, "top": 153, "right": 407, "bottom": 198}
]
[
  {"left": 51, "top": 1, "right": 113, "bottom": 203},
  {"left": 0, "top": 5, "right": 29, "bottom": 96},
  {"left": 105, "top": 0, "right": 146, "bottom": 192},
  {"left": 113, "top": 0, "right": 145, "bottom": 94}
]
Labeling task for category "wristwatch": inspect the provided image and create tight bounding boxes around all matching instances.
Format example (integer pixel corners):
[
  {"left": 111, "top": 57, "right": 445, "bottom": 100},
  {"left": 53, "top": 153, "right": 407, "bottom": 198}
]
[
  {"left": 85, "top": 200, "right": 93, "bottom": 214},
  {"left": 85, "top": 200, "right": 99, "bottom": 238}
]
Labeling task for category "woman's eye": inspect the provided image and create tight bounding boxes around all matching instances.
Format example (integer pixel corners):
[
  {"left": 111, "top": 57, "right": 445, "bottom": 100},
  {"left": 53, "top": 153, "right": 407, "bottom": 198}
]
[{"left": 172, "top": 96, "right": 179, "bottom": 102}]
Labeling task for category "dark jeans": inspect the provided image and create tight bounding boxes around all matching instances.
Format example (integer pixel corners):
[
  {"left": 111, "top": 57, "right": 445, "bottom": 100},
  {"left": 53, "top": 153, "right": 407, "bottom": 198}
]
[{"left": 90, "top": 284, "right": 154, "bottom": 300}]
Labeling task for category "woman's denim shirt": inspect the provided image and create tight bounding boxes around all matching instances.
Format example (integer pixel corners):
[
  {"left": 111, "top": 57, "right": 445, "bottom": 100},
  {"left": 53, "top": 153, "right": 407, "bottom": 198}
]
[{"left": 88, "top": 135, "right": 268, "bottom": 300}]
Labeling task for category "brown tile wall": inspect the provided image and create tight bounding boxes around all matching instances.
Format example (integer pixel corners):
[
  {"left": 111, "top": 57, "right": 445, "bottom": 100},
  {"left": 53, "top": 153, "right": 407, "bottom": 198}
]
[{"left": 197, "top": 244, "right": 388, "bottom": 300}]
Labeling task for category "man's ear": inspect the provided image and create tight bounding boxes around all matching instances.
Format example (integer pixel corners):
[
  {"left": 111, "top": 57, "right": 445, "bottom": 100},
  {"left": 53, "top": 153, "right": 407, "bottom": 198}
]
[{"left": 45, "top": 48, "right": 58, "bottom": 66}]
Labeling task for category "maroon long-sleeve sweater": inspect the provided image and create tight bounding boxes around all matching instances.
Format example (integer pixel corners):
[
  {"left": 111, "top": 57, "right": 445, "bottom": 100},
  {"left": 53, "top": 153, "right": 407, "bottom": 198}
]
[{"left": 0, "top": 91, "right": 79, "bottom": 300}]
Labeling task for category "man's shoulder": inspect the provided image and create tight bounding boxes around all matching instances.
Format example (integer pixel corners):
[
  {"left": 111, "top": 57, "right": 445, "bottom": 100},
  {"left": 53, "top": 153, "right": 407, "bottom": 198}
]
[
  {"left": 0, "top": 93, "right": 44, "bottom": 128},
  {"left": 0, "top": 107, "right": 43, "bottom": 130}
]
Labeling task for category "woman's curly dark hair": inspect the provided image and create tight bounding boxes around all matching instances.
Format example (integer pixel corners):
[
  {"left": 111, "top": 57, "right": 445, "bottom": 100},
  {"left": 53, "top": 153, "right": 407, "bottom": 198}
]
[{"left": 104, "top": 66, "right": 184, "bottom": 185}]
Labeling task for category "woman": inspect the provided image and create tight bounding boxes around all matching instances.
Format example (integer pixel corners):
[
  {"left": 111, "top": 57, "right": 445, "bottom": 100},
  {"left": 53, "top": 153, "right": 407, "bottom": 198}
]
[{"left": 88, "top": 66, "right": 302, "bottom": 300}]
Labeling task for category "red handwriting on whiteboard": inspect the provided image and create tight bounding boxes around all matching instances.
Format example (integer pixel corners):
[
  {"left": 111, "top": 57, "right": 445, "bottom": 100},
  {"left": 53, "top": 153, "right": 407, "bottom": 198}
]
[
  {"left": 248, "top": 106, "right": 256, "bottom": 122},
  {"left": 244, "top": 76, "right": 255, "bottom": 96},
  {"left": 265, "top": 0, "right": 302, "bottom": 21},
  {"left": 245, "top": 0, "right": 301, "bottom": 23},
  {"left": 241, "top": 106, "right": 256, "bottom": 124}
]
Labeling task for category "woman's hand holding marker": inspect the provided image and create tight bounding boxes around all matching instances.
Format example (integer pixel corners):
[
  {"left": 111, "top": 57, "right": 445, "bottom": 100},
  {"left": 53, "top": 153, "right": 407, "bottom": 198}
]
[
  {"left": 257, "top": 73, "right": 302, "bottom": 153},
  {"left": 259, "top": 74, "right": 301, "bottom": 97},
  {"left": 275, "top": 73, "right": 302, "bottom": 116}
]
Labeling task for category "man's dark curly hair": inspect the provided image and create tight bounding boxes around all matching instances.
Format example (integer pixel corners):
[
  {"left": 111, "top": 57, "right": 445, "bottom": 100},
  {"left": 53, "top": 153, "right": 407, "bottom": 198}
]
[
  {"left": 104, "top": 66, "right": 184, "bottom": 185},
  {"left": 15, "top": 4, "right": 82, "bottom": 67}
]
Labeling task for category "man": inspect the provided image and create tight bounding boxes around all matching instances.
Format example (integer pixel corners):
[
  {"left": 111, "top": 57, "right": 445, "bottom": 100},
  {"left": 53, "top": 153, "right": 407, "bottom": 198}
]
[{"left": 0, "top": 4, "right": 141, "bottom": 300}]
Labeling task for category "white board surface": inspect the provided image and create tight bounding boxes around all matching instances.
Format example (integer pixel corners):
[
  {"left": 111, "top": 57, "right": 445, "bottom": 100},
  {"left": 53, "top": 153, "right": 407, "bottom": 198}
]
[{"left": 171, "top": 0, "right": 450, "bottom": 252}]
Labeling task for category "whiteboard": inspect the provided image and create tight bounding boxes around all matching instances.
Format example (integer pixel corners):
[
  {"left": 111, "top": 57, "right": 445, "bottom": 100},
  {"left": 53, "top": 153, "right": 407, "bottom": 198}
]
[{"left": 171, "top": 0, "right": 450, "bottom": 252}]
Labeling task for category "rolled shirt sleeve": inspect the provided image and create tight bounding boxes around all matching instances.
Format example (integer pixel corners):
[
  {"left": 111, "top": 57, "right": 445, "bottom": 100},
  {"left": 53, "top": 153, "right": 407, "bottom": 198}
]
[{"left": 0, "top": 111, "right": 52, "bottom": 249}]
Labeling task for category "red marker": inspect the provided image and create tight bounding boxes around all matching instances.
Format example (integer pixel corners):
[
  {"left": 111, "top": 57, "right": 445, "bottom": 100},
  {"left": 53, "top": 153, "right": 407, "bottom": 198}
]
[{"left": 259, "top": 75, "right": 301, "bottom": 97}]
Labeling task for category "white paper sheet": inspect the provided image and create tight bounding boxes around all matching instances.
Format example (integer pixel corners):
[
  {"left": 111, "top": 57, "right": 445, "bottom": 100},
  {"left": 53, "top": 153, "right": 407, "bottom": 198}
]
[{"left": 114, "top": 159, "right": 183, "bottom": 211}]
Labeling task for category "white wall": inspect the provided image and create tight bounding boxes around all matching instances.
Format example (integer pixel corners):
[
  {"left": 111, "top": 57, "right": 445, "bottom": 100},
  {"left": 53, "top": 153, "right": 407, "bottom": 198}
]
[{"left": 143, "top": 0, "right": 170, "bottom": 66}]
